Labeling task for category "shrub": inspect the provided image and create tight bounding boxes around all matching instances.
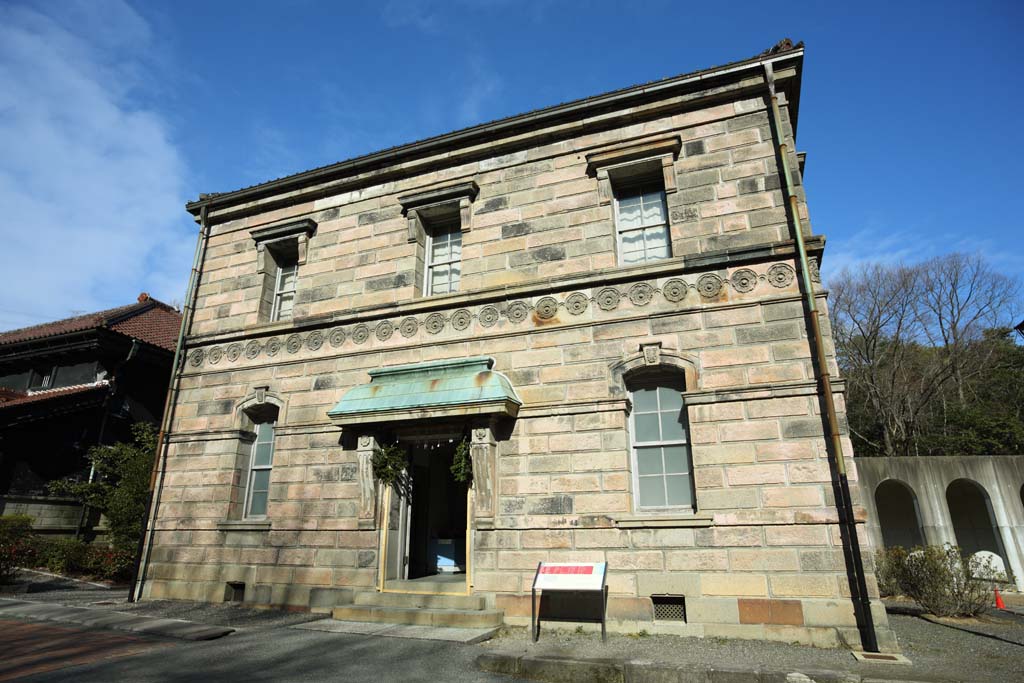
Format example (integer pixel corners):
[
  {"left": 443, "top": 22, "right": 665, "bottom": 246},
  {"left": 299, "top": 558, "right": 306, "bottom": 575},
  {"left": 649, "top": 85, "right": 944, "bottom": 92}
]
[
  {"left": 32, "top": 537, "right": 90, "bottom": 575},
  {"left": 450, "top": 439, "right": 473, "bottom": 484},
  {"left": 898, "top": 545, "right": 1002, "bottom": 617},
  {"left": 371, "top": 442, "right": 409, "bottom": 492},
  {"left": 0, "top": 515, "right": 35, "bottom": 583},
  {"left": 874, "top": 546, "right": 910, "bottom": 598}
]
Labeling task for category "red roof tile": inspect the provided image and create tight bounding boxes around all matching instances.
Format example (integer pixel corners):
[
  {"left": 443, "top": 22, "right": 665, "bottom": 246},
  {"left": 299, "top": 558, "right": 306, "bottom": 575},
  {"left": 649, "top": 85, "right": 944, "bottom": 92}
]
[
  {"left": 0, "top": 296, "right": 182, "bottom": 352},
  {"left": 0, "top": 382, "right": 109, "bottom": 410}
]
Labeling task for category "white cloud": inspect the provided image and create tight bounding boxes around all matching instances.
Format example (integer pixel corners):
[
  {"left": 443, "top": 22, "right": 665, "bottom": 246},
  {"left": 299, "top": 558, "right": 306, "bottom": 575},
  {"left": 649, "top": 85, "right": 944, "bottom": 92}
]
[{"left": 0, "top": 0, "right": 193, "bottom": 331}]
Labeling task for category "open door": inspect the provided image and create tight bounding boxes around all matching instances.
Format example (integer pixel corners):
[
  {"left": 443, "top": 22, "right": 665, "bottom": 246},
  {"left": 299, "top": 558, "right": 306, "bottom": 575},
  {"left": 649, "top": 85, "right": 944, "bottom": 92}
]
[{"left": 383, "top": 483, "right": 411, "bottom": 583}]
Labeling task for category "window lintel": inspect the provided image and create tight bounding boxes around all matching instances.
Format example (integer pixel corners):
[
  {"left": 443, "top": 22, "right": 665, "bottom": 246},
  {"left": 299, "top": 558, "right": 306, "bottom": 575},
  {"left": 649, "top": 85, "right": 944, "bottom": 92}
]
[
  {"left": 585, "top": 136, "right": 681, "bottom": 177},
  {"left": 397, "top": 181, "right": 479, "bottom": 214},
  {"left": 249, "top": 218, "right": 317, "bottom": 244}
]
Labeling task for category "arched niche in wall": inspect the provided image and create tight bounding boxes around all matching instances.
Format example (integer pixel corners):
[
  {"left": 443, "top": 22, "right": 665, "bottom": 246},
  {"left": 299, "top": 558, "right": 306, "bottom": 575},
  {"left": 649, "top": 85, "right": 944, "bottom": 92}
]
[
  {"left": 874, "top": 479, "right": 925, "bottom": 549},
  {"left": 946, "top": 478, "right": 1006, "bottom": 561}
]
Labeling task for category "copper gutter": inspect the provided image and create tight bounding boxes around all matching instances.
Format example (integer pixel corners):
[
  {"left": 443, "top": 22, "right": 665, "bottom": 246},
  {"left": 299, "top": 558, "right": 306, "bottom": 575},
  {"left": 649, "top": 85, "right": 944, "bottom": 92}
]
[
  {"left": 130, "top": 205, "right": 211, "bottom": 601},
  {"left": 763, "top": 62, "right": 879, "bottom": 652}
]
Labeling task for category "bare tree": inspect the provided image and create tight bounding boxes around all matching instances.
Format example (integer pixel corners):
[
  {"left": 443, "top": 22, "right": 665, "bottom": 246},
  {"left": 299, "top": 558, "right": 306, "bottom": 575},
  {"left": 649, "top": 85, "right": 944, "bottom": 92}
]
[{"left": 830, "top": 253, "right": 1020, "bottom": 457}]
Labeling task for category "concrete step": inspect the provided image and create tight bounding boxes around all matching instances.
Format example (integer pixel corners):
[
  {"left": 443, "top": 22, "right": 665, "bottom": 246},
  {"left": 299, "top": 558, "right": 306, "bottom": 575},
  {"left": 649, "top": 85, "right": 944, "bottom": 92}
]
[
  {"left": 354, "top": 591, "right": 485, "bottom": 611},
  {"left": 332, "top": 604, "right": 503, "bottom": 629},
  {"left": 384, "top": 578, "right": 467, "bottom": 593}
]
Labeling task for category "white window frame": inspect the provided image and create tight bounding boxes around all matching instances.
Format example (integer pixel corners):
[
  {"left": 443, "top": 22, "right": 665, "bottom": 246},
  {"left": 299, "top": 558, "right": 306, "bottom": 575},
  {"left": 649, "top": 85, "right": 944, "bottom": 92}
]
[
  {"left": 628, "top": 379, "right": 695, "bottom": 512},
  {"left": 244, "top": 421, "right": 276, "bottom": 519},
  {"left": 271, "top": 261, "right": 298, "bottom": 321},
  {"left": 613, "top": 181, "right": 672, "bottom": 266},
  {"left": 423, "top": 220, "right": 462, "bottom": 296}
]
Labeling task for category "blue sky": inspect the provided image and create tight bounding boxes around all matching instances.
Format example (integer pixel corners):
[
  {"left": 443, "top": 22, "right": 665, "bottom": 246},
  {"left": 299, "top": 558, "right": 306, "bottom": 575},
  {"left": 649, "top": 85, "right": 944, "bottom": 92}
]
[{"left": 0, "top": 0, "right": 1021, "bottom": 330}]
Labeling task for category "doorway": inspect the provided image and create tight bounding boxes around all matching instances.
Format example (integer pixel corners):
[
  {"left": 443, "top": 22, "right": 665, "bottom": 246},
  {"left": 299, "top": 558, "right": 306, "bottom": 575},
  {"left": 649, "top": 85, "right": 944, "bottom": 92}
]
[{"left": 381, "top": 438, "right": 470, "bottom": 593}]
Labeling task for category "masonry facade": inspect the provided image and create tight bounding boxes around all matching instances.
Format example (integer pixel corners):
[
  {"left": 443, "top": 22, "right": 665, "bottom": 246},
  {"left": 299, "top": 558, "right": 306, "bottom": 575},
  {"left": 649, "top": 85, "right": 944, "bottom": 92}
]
[{"left": 139, "top": 42, "right": 897, "bottom": 650}]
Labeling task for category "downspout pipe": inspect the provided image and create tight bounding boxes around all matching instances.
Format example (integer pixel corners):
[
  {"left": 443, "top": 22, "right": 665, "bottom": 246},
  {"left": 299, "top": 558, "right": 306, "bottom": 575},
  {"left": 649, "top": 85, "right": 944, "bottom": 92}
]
[
  {"left": 130, "top": 206, "right": 211, "bottom": 602},
  {"left": 762, "top": 63, "right": 879, "bottom": 652}
]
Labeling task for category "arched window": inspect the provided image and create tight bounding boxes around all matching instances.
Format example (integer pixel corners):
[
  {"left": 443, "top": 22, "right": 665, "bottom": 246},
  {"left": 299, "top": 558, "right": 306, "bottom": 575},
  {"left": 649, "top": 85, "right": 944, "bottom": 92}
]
[
  {"left": 628, "top": 372, "right": 694, "bottom": 510},
  {"left": 236, "top": 393, "right": 281, "bottom": 520}
]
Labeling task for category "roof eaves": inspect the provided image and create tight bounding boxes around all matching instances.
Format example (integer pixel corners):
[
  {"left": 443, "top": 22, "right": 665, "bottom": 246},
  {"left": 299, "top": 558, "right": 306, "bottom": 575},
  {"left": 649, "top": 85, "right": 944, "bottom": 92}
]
[{"left": 186, "top": 45, "right": 804, "bottom": 216}]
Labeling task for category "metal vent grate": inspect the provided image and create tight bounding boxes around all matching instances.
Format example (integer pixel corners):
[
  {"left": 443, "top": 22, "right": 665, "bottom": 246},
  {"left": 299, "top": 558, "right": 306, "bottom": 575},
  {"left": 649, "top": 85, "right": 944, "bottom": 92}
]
[{"left": 652, "top": 595, "right": 686, "bottom": 621}]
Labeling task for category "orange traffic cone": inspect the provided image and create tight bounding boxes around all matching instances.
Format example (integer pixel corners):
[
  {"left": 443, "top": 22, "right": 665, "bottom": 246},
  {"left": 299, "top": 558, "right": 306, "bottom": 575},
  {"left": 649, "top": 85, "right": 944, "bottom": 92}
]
[{"left": 994, "top": 588, "right": 1006, "bottom": 610}]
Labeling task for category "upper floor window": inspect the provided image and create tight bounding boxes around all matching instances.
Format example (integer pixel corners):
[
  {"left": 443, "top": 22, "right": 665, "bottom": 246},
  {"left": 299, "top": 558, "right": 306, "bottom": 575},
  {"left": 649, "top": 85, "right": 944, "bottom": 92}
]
[
  {"left": 250, "top": 218, "right": 316, "bottom": 324},
  {"left": 398, "top": 181, "right": 478, "bottom": 298},
  {"left": 271, "top": 260, "right": 298, "bottom": 321},
  {"left": 629, "top": 375, "right": 694, "bottom": 510},
  {"left": 615, "top": 182, "right": 671, "bottom": 265},
  {"left": 245, "top": 420, "right": 276, "bottom": 518},
  {"left": 425, "top": 221, "right": 462, "bottom": 295}
]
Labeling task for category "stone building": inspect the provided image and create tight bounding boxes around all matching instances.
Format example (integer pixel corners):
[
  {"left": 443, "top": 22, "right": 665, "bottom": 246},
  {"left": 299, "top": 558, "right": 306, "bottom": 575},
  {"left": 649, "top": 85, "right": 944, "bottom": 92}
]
[{"left": 137, "top": 41, "right": 897, "bottom": 650}]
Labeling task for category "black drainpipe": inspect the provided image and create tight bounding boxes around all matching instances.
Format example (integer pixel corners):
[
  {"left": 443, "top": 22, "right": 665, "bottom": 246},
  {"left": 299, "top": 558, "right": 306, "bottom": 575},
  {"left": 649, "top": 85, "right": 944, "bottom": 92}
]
[{"left": 762, "top": 62, "right": 879, "bottom": 652}]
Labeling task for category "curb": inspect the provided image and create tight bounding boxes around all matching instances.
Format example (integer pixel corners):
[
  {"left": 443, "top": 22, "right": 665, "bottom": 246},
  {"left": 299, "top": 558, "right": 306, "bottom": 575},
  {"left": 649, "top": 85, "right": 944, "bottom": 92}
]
[
  {"left": 476, "top": 652, "right": 940, "bottom": 683},
  {"left": 0, "top": 598, "right": 234, "bottom": 641}
]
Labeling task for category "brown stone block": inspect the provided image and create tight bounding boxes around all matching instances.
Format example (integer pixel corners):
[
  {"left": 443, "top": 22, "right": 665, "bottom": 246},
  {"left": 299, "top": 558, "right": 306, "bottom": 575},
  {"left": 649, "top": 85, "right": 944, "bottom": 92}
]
[
  {"left": 521, "top": 530, "right": 572, "bottom": 549},
  {"left": 496, "top": 594, "right": 532, "bottom": 617},
  {"left": 607, "top": 596, "right": 653, "bottom": 621},
  {"left": 607, "top": 550, "right": 663, "bottom": 571}
]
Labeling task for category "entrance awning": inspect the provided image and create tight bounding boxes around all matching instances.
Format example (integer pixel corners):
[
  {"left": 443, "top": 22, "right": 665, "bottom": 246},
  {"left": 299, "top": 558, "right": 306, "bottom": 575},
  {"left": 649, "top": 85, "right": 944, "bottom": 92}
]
[{"left": 327, "top": 356, "right": 521, "bottom": 427}]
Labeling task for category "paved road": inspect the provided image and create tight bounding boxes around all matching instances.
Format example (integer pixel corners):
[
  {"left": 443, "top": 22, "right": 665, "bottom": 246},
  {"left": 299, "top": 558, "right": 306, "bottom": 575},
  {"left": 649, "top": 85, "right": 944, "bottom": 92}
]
[{"left": 7, "top": 617, "right": 518, "bottom": 682}]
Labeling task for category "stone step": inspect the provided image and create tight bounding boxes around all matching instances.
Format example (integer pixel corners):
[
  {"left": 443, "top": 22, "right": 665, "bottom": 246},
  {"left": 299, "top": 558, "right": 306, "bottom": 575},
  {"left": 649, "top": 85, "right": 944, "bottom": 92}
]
[
  {"left": 355, "top": 591, "right": 486, "bottom": 611},
  {"left": 332, "top": 604, "right": 503, "bottom": 629}
]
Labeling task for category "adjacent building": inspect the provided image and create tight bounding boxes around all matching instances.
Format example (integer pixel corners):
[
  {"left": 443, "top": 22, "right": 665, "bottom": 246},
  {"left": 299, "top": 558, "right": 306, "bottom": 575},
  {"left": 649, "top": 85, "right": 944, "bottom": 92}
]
[
  {"left": 0, "top": 294, "right": 181, "bottom": 535},
  {"left": 137, "top": 41, "right": 898, "bottom": 650}
]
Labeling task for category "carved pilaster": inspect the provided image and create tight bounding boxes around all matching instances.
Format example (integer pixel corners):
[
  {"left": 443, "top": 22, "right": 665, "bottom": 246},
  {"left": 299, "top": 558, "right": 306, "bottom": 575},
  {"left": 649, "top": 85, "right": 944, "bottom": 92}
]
[
  {"left": 470, "top": 425, "right": 497, "bottom": 519},
  {"left": 459, "top": 197, "right": 472, "bottom": 233},
  {"left": 596, "top": 169, "right": 613, "bottom": 206},
  {"left": 356, "top": 434, "right": 378, "bottom": 529},
  {"left": 661, "top": 156, "right": 677, "bottom": 194},
  {"left": 406, "top": 209, "right": 425, "bottom": 245}
]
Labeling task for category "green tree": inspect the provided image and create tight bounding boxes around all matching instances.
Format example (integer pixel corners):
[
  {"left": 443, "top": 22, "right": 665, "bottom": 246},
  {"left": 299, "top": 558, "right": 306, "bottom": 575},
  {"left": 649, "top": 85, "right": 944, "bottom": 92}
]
[{"left": 49, "top": 422, "right": 156, "bottom": 551}]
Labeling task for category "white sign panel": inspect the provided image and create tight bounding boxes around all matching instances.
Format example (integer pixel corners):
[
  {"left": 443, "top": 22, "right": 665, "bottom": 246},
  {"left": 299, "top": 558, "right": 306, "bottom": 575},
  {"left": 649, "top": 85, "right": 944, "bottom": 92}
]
[{"left": 533, "top": 562, "right": 606, "bottom": 591}]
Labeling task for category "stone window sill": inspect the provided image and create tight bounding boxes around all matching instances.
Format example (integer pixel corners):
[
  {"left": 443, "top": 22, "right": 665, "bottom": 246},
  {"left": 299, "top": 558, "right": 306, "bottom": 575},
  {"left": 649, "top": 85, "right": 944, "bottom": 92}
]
[
  {"left": 216, "top": 520, "right": 272, "bottom": 532},
  {"left": 613, "top": 513, "right": 713, "bottom": 529}
]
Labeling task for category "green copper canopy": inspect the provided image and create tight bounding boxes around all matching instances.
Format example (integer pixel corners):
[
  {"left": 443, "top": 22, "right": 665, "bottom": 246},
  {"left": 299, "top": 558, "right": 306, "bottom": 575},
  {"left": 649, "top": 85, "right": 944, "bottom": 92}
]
[{"left": 327, "top": 356, "right": 521, "bottom": 426}]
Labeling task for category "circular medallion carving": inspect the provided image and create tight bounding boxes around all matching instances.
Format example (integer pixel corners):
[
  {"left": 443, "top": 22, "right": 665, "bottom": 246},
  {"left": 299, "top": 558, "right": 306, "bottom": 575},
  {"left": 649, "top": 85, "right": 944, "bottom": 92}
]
[
  {"left": 375, "top": 320, "right": 394, "bottom": 341},
  {"left": 596, "top": 287, "right": 621, "bottom": 311},
  {"left": 628, "top": 282, "right": 655, "bottom": 306},
  {"left": 534, "top": 297, "right": 559, "bottom": 319},
  {"left": 245, "top": 340, "right": 262, "bottom": 359},
  {"left": 188, "top": 349, "right": 205, "bottom": 367},
  {"left": 265, "top": 338, "right": 282, "bottom": 357},
  {"left": 767, "top": 263, "right": 796, "bottom": 288},
  {"left": 506, "top": 301, "right": 529, "bottom": 323},
  {"left": 352, "top": 325, "right": 370, "bottom": 344},
  {"left": 207, "top": 346, "right": 223, "bottom": 365},
  {"left": 731, "top": 268, "right": 758, "bottom": 293},
  {"left": 226, "top": 343, "right": 243, "bottom": 362},
  {"left": 425, "top": 313, "right": 446, "bottom": 334},
  {"left": 473, "top": 428, "right": 488, "bottom": 442},
  {"left": 696, "top": 274, "right": 723, "bottom": 299},
  {"left": 399, "top": 317, "right": 419, "bottom": 338},
  {"left": 478, "top": 306, "right": 500, "bottom": 327},
  {"left": 662, "top": 279, "right": 688, "bottom": 303},
  {"left": 358, "top": 435, "right": 371, "bottom": 447},
  {"left": 306, "top": 330, "right": 324, "bottom": 351},
  {"left": 329, "top": 327, "right": 346, "bottom": 348},
  {"left": 565, "top": 292, "right": 589, "bottom": 315},
  {"left": 451, "top": 309, "right": 472, "bottom": 331},
  {"left": 285, "top": 334, "right": 303, "bottom": 354}
]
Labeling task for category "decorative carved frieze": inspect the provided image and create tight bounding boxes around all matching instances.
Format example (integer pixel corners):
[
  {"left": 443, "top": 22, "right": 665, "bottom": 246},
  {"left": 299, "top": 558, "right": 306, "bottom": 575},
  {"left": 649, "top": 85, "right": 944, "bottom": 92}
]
[{"left": 183, "top": 262, "right": 801, "bottom": 368}]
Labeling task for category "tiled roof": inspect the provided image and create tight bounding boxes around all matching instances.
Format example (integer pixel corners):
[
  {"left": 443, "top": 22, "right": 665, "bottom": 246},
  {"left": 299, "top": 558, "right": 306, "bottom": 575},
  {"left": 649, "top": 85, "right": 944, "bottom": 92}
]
[
  {"left": 0, "top": 382, "right": 109, "bottom": 410},
  {"left": 0, "top": 295, "right": 182, "bottom": 352},
  {"left": 189, "top": 39, "right": 804, "bottom": 208}
]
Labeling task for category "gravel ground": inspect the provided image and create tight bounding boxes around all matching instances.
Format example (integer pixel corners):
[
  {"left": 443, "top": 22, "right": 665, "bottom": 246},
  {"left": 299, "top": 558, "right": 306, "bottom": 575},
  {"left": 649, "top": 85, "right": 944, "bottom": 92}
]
[{"left": 482, "top": 613, "right": 1024, "bottom": 682}]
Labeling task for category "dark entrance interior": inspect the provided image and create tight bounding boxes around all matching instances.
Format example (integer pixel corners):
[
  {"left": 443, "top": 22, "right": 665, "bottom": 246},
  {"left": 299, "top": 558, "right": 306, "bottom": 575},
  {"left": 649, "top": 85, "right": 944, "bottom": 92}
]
[{"left": 405, "top": 441, "right": 468, "bottom": 580}]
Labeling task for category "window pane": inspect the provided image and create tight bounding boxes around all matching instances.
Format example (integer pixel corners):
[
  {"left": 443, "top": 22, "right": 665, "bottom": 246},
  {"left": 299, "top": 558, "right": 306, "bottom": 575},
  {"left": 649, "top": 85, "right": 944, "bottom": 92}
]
[
  {"left": 617, "top": 197, "right": 641, "bottom": 229},
  {"left": 638, "top": 476, "right": 666, "bottom": 507},
  {"left": 662, "top": 446, "right": 690, "bottom": 474},
  {"left": 248, "top": 491, "right": 268, "bottom": 517},
  {"left": 642, "top": 191, "right": 666, "bottom": 225},
  {"left": 275, "top": 293, "right": 294, "bottom": 320},
  {"left": 448, "top": 263, "right": 461, "bottom": 292},
  {"left": 256, "top": 422, "right": 274, "bottom": 441},
  {"left": 665, "top": 474, "right": 693, "bottom": 507},
  {"left": 660, "top": 411, "right": 687, "bottom": 442},
  {"left": 52, "top": 362, "right": 97, "bottom": 388},
  {"left": 430, "top": 265, "right": 450, "bottom": 294},
  {"left": 635, "top": 413, "right": 661, "bottom": 442},
  {"left": 251, "top": 468, "right": 271, "bottom": 492},
  {"left": 633, "top": 387, "right": 658, "bottom": 413},
  {"left": 644, "top": 224, "right": 669, "bottom": 249},
  {"left": 636, "top": 447, "right": 663, "bottom": 475},
  {"left": 450, "top": 231, "right": 462, "bottom": 259},
  {"left": 431, "top": 238, "right": 449, "bottom": 263},
  {"left": 657, "top": 386, "right": 683, "bottom": 411},
  {"left": 253, "top": 441, "right": 274, "bottom": 467}
]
